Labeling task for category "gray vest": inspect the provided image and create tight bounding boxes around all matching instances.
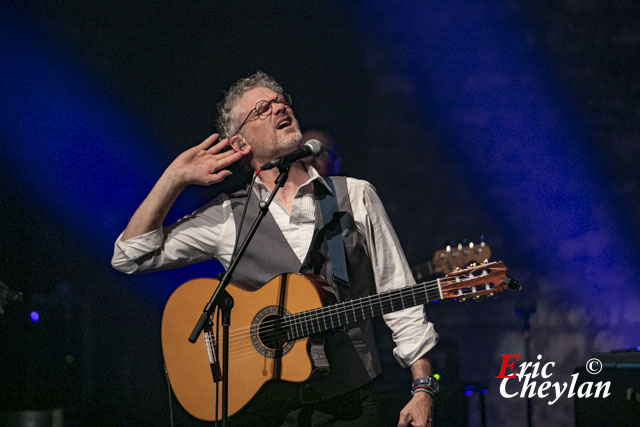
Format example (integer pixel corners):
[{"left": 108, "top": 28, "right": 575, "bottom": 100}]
[{"left": 229, "top": 176, "right": 382, "bottom": 399}]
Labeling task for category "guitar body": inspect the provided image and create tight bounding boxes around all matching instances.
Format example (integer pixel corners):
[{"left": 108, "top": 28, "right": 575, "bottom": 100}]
[
  {"left": 161, "top": 261, "right": 513, "bottom": 422},
  {"left": 161, "top": 273, "right": 334, "bottom": 422}
]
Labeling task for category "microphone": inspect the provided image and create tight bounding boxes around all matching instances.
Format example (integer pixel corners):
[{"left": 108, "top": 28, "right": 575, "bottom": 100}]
[{"left": 259, "top": 139, "right": 323, "bottom": 172}]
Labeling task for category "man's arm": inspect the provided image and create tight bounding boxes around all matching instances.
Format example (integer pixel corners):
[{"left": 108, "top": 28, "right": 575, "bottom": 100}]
[
  {"left": 350, "top": 179, "right": 438, "bottom": 365},
  {"left": 121, "top": 134, "right": 244, "bottom": 241},
  {"left": 398, "top": 355, "right": 434, "bottom": 427},
  {"left": 112, "top": 134, "right": 244, "bottom": 274},
  {"left": 348, "top": 179, "right": 438, "bottom": 427}
]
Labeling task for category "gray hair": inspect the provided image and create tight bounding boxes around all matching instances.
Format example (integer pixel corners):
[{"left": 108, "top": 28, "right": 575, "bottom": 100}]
[{"left": 216, "top": 71, "right": 284, "bottom": 139}]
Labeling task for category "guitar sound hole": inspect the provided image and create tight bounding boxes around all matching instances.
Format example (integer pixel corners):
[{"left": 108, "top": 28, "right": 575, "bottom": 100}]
[
  {"left": 258, "top": 315, "right": 287, "bottom": 350},
  {"left": 251, "top": 306, "right": 294, "bottom": 358}
]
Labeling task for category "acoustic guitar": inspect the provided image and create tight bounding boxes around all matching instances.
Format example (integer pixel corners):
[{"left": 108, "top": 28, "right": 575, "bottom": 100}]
[{"left": 161, "top": 260, "right": 518, "bottom": 421}]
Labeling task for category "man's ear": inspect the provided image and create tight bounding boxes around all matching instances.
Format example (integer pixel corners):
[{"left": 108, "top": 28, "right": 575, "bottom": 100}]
[{"left": 229, "top": 135, "right": 252, "bottom": 154}]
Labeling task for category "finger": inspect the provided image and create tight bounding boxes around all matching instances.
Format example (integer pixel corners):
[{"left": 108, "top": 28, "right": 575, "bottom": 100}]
[
  {"left": 198, "top": 133, "right": 220, "bottom": 150},
  {"left": 215, "top": 151, "right": 245, "bottom": 168},
  {"left": 397, "top": 415, "right": 409, "bottom": 427},
  {"left": 207, "top": 137, "right": 230, "bottom": 154},
  {"left": 214, "top": 148, "right": 243, "bottom": 160}
]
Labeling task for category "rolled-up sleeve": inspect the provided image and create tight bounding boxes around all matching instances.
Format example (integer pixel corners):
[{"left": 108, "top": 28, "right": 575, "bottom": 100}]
[
  {"left": 111, "top": 194, "right": 236, "bottom": 274},
  {"left": 349, "top": 179, "right": 438, "bottom": 368},
  {"left": 112, "top": 228, "right": 166, "bottom": 273}
]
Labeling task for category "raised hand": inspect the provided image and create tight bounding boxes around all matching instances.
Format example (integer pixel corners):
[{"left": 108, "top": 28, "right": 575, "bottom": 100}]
[
  {"left": 119, "top": 134, "right": 246, "bottom": 241},
  {"left": 168, "top": 133, "right": 246, "bottom": 186}
]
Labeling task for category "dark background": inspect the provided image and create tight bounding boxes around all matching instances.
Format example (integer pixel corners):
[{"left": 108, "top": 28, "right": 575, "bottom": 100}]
[{"left": 1, "top": 1, "right": 640, "bottom": 425}]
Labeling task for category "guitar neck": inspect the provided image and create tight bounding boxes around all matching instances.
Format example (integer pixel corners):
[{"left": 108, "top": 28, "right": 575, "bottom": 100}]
[{"left": 285, "top": 279, "right": 443, "bottom": 341}]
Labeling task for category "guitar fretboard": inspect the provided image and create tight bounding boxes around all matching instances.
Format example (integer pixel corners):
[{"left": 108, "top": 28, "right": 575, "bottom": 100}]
[{"left": 284, "top": 280, "right": 443, "bottom": 341}]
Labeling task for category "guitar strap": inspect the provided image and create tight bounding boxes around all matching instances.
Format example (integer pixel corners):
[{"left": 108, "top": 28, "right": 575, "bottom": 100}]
[{"left": 316, "top": 178, "right": 350, "bottom": 301}]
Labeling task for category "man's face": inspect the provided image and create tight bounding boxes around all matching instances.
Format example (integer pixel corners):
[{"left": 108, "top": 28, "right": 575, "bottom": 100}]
[{"left": 234, "top": 87, "right": 302, "bottom": 162}]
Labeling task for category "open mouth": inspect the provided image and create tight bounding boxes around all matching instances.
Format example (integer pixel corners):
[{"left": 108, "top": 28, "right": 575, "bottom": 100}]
[{"left": 276, "top": 117, "right": 292, "bottom": 130}]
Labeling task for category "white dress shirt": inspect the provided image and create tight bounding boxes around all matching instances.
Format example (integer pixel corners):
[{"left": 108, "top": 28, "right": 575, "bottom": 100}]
[{"left": 112, "top": 166, "right": 437, "bottom": 368}]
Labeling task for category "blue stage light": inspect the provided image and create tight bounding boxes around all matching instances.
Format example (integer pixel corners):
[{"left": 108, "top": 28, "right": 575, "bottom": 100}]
[
  {"left": 0, "top": 12, "right": 225, "bottom": 300},
  {"left": 356, "top": 1, "right": 639, "bottom": 332}
]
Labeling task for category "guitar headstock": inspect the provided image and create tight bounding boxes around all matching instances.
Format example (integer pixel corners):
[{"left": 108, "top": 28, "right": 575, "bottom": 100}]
[
  {"left": 431, "top": 241, "right": 492, "bottom": 275},
  {"left": 439, "top": 261, "right": 520, "bottom": 302}
]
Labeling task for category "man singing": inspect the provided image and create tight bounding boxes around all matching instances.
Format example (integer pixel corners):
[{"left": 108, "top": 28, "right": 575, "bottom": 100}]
[{"left": 112, "top": 72, "right": 438, "bottom": 426}]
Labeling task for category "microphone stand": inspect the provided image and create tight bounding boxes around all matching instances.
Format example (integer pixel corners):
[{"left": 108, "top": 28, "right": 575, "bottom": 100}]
[{"left": 188, "top": 164, "right": 291, "bottom": 426}]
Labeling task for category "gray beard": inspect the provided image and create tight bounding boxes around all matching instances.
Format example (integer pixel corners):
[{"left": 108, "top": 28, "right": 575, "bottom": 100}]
[{"left": 251, "top": 128, "right": 303, "bottom": 161}]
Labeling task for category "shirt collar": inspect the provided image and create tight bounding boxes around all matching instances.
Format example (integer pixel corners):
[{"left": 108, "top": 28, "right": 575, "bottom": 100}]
[
  {"left": 305, "top": 164, "right": 334, "bottom": 194},
  {"left": 254, "top": 164, "right": 334, "bottom": 195}
]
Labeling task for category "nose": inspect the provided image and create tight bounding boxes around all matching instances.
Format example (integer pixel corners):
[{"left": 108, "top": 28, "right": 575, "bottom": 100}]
[{"left": 271, "top": 99, "right": 287, "bottom": 115}]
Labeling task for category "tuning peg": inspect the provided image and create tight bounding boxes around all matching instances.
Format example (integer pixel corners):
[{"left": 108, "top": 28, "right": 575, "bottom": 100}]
[{"left": 445, "top": 240, "right": 455, "bottom": 251}]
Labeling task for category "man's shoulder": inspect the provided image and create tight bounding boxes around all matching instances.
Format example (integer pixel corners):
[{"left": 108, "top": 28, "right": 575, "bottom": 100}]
[
  {"left": 192, "top": 191, "right": 234, "bottom": 216},
  {"left": 321, "top": 177, "right": 378, "bottom": 211},
  {"left": 327, "top": 176, "right": 376, "bottom": 194}
]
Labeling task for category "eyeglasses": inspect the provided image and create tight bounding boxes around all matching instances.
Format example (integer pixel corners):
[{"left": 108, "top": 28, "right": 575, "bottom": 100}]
[{"left": 234, "top": 93, "right": 292, "bottom": 135}]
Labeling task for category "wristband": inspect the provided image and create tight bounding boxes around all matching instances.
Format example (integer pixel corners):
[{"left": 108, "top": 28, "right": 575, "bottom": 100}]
[
  {"left": 411, "top": 376, "right": 439, "bottom": 394},
  {"left": 411, "top": 388, "right": 436, "bottom": 398}
]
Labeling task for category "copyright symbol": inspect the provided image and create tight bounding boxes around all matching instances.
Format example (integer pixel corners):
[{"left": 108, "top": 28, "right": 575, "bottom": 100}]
[{"left": 585, "top": 358, "right": 602, "bottom": 374}]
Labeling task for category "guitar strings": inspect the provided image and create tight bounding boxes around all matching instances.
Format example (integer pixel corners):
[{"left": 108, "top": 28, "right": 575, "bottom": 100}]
[
  {"left": 223, "top": 276, "right": 482, "bottom": 360},
  {"left": 223, "top": 282, "right": 443, "bottom": 355},
  {"left": 218, "top": 281, "right": 439, "bottom": 354},
  {"left": 221, "top": 267, "right": 504, "bottom": 345},
  {"left": 224, "top": 280, "right": 435, "bottom": 359},
  {"left": 218, "top": 266, "right": 505, "bottom": 352},
  {"left": 223, "top": 277, "right": 442, "bottom": 341},
  {"left": 221, "top": 271, "right": 506, "bottom": 359}
]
